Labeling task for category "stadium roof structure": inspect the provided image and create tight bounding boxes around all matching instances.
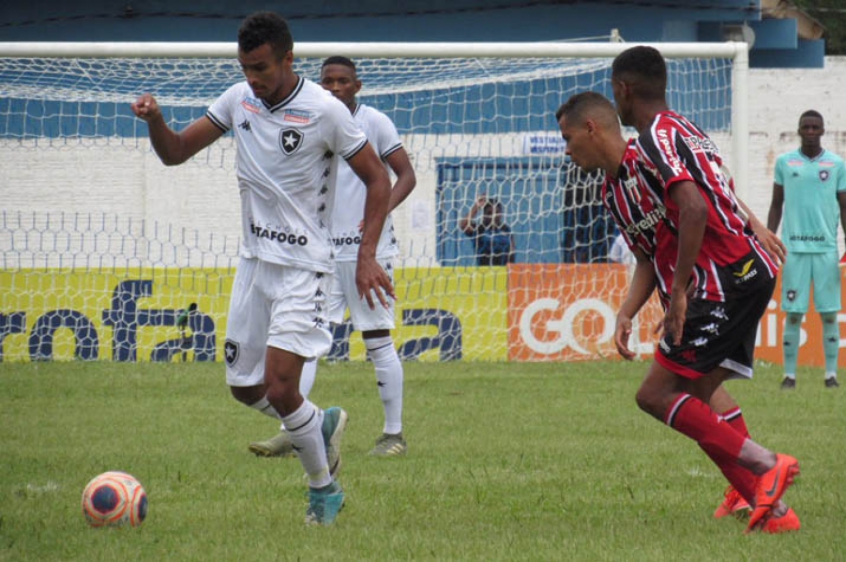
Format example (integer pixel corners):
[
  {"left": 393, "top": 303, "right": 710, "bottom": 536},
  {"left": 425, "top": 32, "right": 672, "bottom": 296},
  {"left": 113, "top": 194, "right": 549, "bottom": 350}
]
[
  {"left": 698, "top": 0, "right": 827, "bottom": 67},
  {"left": 0, "top": 0, "right": 828, "bottom": 68}
]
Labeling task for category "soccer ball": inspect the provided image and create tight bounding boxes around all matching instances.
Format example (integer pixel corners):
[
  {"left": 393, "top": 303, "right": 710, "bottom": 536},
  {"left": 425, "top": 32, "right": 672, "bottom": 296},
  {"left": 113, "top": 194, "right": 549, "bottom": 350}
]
[{"left": 81, "top": 471, "right": 148, "bottom": 528}]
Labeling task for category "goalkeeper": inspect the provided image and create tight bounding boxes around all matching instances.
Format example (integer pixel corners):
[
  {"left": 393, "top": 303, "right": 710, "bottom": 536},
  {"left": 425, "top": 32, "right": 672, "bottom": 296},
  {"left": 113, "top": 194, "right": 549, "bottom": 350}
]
[{"left": 767, "top": 110, "right": 846, "bottom": 390}]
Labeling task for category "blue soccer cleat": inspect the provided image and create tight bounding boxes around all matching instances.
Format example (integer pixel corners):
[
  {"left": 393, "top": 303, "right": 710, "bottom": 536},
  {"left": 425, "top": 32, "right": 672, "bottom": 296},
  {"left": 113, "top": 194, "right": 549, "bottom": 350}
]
[{"left": 305, "top": 481, "right": 345, "bottom": 526}]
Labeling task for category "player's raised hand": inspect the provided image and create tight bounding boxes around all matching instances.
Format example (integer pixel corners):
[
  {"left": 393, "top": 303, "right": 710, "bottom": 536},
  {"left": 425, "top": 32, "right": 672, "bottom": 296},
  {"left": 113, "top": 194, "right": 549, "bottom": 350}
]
[
  {"left": 356, "top": 254, "right": 396, "bottom": 310},
  {"left": 131, "top": 93, "right": 162, "bottom": 122},
  {"left": 614, "top": 312, "right": 636, "bottom": 360}
]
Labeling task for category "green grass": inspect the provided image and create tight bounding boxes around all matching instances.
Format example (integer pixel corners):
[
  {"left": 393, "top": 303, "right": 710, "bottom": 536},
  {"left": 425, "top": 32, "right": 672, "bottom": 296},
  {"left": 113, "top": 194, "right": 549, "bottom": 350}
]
[{"left": 1, "top": 360, "right": 844, "bottom": 561}]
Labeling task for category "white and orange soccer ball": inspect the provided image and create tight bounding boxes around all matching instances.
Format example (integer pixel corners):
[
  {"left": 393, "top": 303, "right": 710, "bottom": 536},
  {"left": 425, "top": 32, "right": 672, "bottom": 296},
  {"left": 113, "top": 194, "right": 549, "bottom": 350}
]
[{"left": 81, "top": 471, "right": 148, "bottom": 528}]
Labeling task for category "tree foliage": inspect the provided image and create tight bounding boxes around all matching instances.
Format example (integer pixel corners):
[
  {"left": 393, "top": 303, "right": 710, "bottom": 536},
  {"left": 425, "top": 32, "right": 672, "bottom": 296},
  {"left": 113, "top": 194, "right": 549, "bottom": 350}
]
[{"left": 791, "top": 0, "right": 846, "bottom": 55}]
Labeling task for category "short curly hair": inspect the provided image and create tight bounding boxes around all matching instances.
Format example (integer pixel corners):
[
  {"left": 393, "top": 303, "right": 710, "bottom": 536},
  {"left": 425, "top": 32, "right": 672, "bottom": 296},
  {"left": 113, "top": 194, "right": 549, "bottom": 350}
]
[
  {"left": 555, "top": 91, "right": 618, "bottom": 128},
  {"left": 799, "top": 109, "right": 823, "bottom": 126},
  {"left": 611, "top": 46, "right": 667, "bottom": 101},
  {"left": 238, "top": 12, "right": 293, "bottom": 58},
  {"left": 322, "top": 56, "right": 356, "bottom": 72}
]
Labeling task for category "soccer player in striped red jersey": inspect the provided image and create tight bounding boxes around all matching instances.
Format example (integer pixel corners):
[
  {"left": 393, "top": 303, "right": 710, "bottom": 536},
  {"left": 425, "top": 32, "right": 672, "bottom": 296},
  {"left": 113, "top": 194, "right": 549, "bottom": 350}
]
[
  {"left": 634, "top": 110, "right": 777, "bottom": 296},
  {"left": 557, "top": 86, "right": 798, "bottom": 533},
  {"left": 609, "top": 45, "right": 800, "bottom": 533}
]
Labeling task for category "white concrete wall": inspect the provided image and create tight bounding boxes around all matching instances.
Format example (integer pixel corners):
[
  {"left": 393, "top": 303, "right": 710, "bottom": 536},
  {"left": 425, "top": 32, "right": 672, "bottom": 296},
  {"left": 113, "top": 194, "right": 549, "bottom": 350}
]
[
  {"left": 747, "top": 57, "right": 846, "bottom": 228},
  {"left": 3, "top": 56, "right": 845, "bottom": 264}
]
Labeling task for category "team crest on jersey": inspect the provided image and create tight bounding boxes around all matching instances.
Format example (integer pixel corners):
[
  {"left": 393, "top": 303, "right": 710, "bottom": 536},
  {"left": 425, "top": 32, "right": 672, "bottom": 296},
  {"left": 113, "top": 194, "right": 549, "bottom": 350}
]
[
  {"left": 279, "top": 128, "right": 304, "bottom": 154},
  {"left": 623, "top": 176, "right": 642, "bottom": 203},
  {"left": 224, "top": 340, "right": 239, "bottom": 366},
  {"left": 820, "top": 170, "right": 830, "bottom": 181}
]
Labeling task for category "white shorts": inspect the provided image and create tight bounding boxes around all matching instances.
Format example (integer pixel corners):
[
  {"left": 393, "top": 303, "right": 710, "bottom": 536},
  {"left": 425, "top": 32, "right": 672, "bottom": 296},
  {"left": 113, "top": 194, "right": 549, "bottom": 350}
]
[
  {"left": 225, "top": 257, "right": 333, "bottom": 387},
  {"left": 328, "top": 260, "right": 396, "bottom": 332}
]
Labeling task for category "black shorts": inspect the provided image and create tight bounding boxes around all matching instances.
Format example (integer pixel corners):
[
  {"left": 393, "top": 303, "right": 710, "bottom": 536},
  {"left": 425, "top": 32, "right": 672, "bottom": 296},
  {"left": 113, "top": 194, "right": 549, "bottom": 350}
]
[{"left": 655, "top": 252, "right": 776, "bottom": 379}]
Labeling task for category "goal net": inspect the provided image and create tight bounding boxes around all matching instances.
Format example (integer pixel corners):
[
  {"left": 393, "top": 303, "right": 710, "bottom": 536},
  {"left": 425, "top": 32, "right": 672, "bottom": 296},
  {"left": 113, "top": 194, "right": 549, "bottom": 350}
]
[{"left": 0, "top": 41, "right": 747, "bottom": 362}]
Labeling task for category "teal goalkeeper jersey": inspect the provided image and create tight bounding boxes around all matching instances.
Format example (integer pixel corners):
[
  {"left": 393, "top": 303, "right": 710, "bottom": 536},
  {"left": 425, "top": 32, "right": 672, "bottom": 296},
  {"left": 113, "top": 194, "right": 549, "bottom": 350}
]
[{"left": 774, "top": 148, "right": 846, "bottom": 253}]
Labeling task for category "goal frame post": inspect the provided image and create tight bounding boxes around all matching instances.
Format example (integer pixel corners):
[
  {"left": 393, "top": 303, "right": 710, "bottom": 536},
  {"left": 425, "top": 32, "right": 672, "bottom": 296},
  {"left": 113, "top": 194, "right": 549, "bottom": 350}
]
[
  {"left": 0, "top": 40, "right": 751, "bottom": 200},
  {"left": 0, "top": 40, "right": 750, "bottom": 363}
]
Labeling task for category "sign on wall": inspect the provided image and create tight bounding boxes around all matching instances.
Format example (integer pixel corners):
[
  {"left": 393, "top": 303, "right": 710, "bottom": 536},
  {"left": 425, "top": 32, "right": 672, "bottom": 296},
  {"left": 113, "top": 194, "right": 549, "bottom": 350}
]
[{"left": 2, "top": 264, "right": 843, "bottom": 366}]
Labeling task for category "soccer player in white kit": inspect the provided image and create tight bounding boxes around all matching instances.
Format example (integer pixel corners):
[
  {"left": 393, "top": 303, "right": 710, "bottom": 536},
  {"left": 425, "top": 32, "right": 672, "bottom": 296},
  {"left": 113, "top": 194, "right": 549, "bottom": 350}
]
[
  {"left": 130, "top": 12, "right": 394, "bottom": 525},
  {"left": 250, "top": 56, "right": 416, "bottom": 458}
]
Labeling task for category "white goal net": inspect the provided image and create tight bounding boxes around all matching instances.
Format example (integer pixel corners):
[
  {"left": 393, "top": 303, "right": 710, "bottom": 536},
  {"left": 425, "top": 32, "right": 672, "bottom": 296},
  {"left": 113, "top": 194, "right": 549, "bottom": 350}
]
[{"left": 0, "top": 41, "right": 747, "bottom": 362}]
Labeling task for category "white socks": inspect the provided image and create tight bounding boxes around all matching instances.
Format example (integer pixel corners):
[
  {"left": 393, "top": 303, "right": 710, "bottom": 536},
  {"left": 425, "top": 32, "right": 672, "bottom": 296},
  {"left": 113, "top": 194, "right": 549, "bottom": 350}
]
[
  {"left": 366, "top": 336, "right": 404, "bottom": 435},
  {"left": 299, "top": 358, "right": 317, "bottom": 398},
  {"left": 248, "top": 395, "right": 282, "bottom": 420},
  {"left": 281, "top": 400, "right": 331, "bottom": 488}
]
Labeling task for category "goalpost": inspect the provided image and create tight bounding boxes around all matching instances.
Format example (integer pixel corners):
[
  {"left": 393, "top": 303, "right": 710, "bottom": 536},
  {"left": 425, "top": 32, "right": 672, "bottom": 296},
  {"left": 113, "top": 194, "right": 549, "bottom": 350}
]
[{"left": 0, "top": 41, "right": 749, "bottom": 363}]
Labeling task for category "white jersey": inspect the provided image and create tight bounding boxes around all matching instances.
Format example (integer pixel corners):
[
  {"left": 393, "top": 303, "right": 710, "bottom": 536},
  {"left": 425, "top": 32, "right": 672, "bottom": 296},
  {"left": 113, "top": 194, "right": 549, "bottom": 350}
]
[
  {"left": 207, "top": 77, "right": 368, "bottom": 272},
  {"left": 331, "top": 103, "right": 403, "bottom": 262}
]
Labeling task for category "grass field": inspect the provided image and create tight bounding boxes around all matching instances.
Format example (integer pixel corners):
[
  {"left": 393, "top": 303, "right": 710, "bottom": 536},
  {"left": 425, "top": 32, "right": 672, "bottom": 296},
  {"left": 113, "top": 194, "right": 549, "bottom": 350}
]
[{"left": 1, "top": 359, "right": 844, "bottom": 561}]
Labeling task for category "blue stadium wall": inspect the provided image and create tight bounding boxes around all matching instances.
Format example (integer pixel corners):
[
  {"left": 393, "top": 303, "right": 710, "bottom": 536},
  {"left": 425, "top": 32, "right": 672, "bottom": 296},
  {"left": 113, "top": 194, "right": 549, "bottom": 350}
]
[
  {"left": 0, "top": 0, "right": 763, "bottom": 141},
  {"left": 0, "top": 0, "right": 823, "bottom": 267},
  {"left": 0, "top": 0, "right": 824, "bottom": 67}
]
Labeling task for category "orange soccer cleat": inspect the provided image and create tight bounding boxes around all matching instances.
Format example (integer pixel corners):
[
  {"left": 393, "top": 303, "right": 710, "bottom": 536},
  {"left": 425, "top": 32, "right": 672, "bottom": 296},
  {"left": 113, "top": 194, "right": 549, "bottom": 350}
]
[
  {"left": 746, "top": 454, "right": 800, "bottom": 533},
  {"left": 713, "top": 486, "right": 751, "bottom": 519},
  {"left": 762, "top": 508, "right": 801, "bottom": 534}
]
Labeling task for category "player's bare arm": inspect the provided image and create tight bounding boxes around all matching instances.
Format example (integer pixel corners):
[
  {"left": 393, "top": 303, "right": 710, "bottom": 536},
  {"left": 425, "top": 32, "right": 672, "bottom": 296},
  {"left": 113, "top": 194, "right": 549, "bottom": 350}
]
[
  {"left": 666, "top": 180, "right": 708, "bottom": 345},
  {"left": 615, "top": 249, "right": 656, "bottom": 360},
  {"left": 355, "top": 148, "right": 416, "bottom": 232},
  {"left": 131, "top": 93, "right": 223, "bottom": 166},
  {"left": 384, "top": 147, "right": 417, "bottom": 214},
  {"left": 766, "top": 182, "right": 785, "bottom": 233},
  {"left": 347, "top": 142, "right": 395, "bottom": 309}
]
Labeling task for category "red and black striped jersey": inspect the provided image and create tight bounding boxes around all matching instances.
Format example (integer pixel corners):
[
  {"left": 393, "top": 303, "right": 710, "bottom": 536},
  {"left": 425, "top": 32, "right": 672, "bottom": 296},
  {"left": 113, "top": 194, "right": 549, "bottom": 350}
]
[
  {"left": 602, "top": 139, "right": 674, "bottom": 307},
  {"left": 633, "top": 110, "right": 777, "bottom": 301}
]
